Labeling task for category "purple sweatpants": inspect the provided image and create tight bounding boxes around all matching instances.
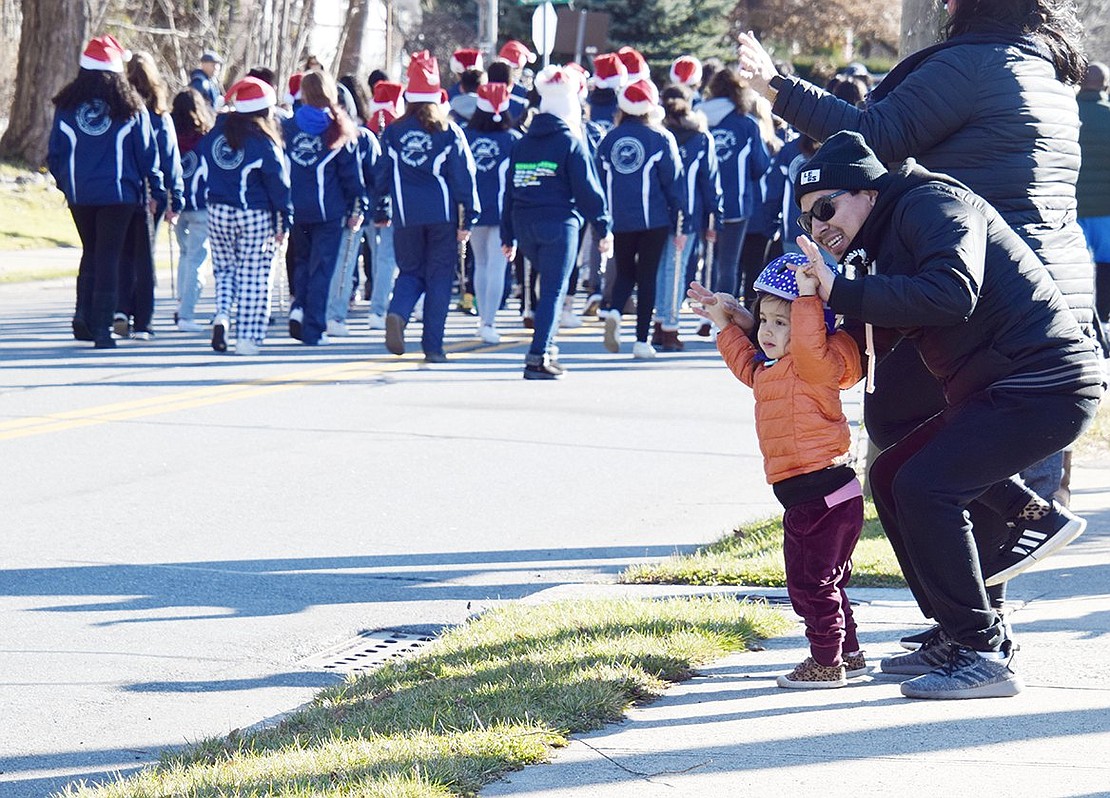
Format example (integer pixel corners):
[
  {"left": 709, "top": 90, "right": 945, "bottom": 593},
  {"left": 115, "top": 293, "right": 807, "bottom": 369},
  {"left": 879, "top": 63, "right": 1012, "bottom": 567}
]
[{"left": 782, "top": 484, "right": 864, "bottom": 667}]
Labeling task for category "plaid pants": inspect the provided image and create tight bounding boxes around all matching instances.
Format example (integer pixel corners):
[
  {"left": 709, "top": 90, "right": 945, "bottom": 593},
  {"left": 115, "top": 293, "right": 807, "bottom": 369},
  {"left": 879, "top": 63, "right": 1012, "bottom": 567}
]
[{"left": 208, "top": 204, "right": 277, "bottom": 345}]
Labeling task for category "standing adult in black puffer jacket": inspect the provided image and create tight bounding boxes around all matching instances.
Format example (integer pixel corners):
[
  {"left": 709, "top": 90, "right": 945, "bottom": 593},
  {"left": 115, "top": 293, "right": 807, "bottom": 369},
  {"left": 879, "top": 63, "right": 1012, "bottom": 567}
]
[{"left": 737, "top": 0, "right": 1097, "bottom": 622}]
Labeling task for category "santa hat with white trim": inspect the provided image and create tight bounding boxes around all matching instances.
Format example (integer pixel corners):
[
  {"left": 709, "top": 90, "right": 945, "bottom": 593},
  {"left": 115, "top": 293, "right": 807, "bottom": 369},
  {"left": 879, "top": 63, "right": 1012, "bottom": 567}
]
[
  {"left": 616, "top": 47, "right": 650, "bottom": 84},
  {"left": 476, "top": 82, "right": 512, "bottom": 121},
  {"left": 285, "top": 72, "right": 303, "bottom": 105},
  {"left": 224, "top": 77, "right": 276, "bottom": 113},
  {"left": 617, "top": 78, "right": 659, "bottom": 117},
  {"left": 405, "top": 50, "right": 442, "bottom": 104},
  {"left": 670, "top": 55, "right": 702, "bottom": 87},
  {"left": 368, "top": 81, "right": 405, "bottom": 116},
  {"left": 498, "top": 40, "right": 537, "bottom": 69},
  {"left": 80, "top": 35, "right": 131, "bottom": 73},
  {"left": 451, "top": 48, "right": 483, "bottom": 74},
  {"left": 592, "top": 53, "right": 627, "bottom": 90},
  {"left": 535, "top": 65, "right": 580, "bottom": 122}
]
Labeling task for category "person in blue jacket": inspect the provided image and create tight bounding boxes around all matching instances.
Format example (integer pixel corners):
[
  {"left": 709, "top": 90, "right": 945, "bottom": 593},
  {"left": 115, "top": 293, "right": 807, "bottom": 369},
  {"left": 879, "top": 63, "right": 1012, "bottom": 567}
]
[
  {"left": 197, "top": 77, "right": 292, "bottom": 355},
  {"left": 465, "top": 82, "right": 521, "bottom": 345},
  {"left": 596, "top": 79, "right": 690, "bottom": 359},
  {"left": 587, "top": 53, "right": 626, "bottom": 135},
  {"left": 116, "top": 51, "right": 183, "bottom": 340},
  {"left": 189, "top": 51, "right": 224, "bottom": 109},
  {"left": 654, "top": 83, "right": 722, "bottom": 352},
  {"left": 376, "top": 50, "right": 479, "bottom": 363},
  {"left": 47, "top": 35, "right": 166, "bottom": 349},
  {"left": 501, "top": 65, "right": 612, "bottom": 379},
  {"left": 698, "top": 68, "right": 770, "bottom": 315},
  {"left": 170, "top": 88, "right": 216, "bottom": 333},
  {"left": 282, "top": 70, "right": 367, "bottom": 347}
]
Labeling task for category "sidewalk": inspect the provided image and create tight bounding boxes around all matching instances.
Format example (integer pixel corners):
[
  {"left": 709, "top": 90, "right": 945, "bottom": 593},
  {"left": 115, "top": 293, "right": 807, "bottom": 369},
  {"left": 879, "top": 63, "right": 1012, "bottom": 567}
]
[{"left": 483, "top": 465, "right": 1110, "bottom": 798}]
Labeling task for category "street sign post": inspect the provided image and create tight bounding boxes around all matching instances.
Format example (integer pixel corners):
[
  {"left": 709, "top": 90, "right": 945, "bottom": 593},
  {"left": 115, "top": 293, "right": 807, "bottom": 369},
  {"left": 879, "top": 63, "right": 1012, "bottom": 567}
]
[{"left": 531, "top": 1, "right": 558, "bottom": 67}]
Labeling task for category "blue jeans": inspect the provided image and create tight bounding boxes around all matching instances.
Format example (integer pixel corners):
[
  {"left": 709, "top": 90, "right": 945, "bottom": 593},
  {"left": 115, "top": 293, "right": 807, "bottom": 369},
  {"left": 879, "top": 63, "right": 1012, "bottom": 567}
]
[
  {"left": 514, "top": 213, "right": 580, "bottom": 357},
  {"left": 368, "top": 224, "right": 397, "bottom": 318},
  {"left": 291, "top": 217, "right": 344, "bottom": 345},
  {"left": 174, "top": 209, "right": 210, "bottom": 323},
  {"left": 327, "top": 224, "right": 366, "bottom": 323},
  {"left": 655, "top": 232, "right": 697, "bottom": 328},
  {"left": 388, "top": 222, "right": 456, "bottom": 356}
]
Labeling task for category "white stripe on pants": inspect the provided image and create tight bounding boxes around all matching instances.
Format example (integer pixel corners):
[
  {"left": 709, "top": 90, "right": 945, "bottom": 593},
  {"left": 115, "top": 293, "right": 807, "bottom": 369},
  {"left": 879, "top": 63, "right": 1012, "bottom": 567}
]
[{"left": 208, "top": 204, "right": 276, "bottom": 345}]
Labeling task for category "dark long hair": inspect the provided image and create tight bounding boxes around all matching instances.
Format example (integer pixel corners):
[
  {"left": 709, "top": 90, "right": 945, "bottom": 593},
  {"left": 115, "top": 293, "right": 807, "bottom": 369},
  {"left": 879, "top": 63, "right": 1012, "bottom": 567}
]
[
  {"left": 399, "top": 101, "right": 449, "bottom": 134},
  {"left": 338, "top": 74, "right": 370, "bottom": 124},
  {"left": 224, "top": 109, "right": 282, "bottom": 151},
  {"left": 171, "top": 88, "right": 215, "bottom": 138},
  {"left": 661, "top": 84, "right": 704, "bottom": 134},
  {"left": 126, "top": 51, "right": 168, "bottom": 115},
  {"left": 299, "top": 70, "right": 357, "bottom": 149},
  {"left": 468, "top": 107, "right": 514, "bottom": 132},
  {"left": 946, "top": 0, "right": 1086, "bottom": 83},
  {"left": 53, "top": 68, "right": 144, "bottom": 120}
]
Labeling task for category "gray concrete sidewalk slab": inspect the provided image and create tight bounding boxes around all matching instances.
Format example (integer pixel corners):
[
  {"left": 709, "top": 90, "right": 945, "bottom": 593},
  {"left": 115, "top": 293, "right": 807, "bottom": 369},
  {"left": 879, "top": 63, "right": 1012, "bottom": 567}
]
[{"left": 484, "top": 466, "right": 1110, "bottom": 798}]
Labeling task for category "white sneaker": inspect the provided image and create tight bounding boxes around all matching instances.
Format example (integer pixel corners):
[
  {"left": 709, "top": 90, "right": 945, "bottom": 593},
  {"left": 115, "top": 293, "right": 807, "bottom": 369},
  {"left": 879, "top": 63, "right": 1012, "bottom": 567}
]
[
  {"left": 177, "top": 319, "right": 204, "bottom": 332},
  {"left": 603, "top": 309, "right": 621, "bottom": 353},
  {"left": 316, "top": 333, "right": 331, "bottom": 346},
  {"left": 235, "top": 339, "right": 260, "bottom": 355},
  {"left": 479, "top": 325, "right": 501, "bottom": 344},
  {"left": 632, "top": 341, "right": 657, "bottom": 360},
  {"left": 326, "top": 320, "right": 350, "bottom": 337},
  {"left": 367, "top": 312, "right": 386, "bottom": 330},
  {"left": 288, "top": 307, "right": 304, "bottom": 323},
  {"left": 560, "top": 310, "right": 583, "bottom": 328}
]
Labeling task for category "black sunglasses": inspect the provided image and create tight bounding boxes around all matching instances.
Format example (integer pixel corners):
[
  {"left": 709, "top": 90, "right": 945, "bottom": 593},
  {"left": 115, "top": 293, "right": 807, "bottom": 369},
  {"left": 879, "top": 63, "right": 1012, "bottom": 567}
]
[{"left": 799, "top": 190, "right": 850, "bottom": 234}]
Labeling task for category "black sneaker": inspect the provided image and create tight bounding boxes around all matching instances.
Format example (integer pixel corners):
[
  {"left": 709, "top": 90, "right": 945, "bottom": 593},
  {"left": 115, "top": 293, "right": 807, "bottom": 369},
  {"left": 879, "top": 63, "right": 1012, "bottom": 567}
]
[
  {"left": 881, "top": 627, "right": 953, "bottom": 675},
  {"left": 72, "top": 317, "right": 94, "bottom": 341},
  {"left": 900, "top": 625, "right": 941, "bottom": 651},
  {"left": 113, "top": 313, "right": 131, "bottom": 338},
  {"left": 385, "top": 313, "right": 406, "bottom": 356},
  {"left": 899, "top": 645, "right": 1023, "bottom": 699},
  {"left": 423, "top": 351, "right": 448, "bottom": 364},
  {"left": 211, "top": 319, "right": 228, "bottom": 353},
  {"left": 983, "top": 502, "right": 1086, "bottom": 587}
]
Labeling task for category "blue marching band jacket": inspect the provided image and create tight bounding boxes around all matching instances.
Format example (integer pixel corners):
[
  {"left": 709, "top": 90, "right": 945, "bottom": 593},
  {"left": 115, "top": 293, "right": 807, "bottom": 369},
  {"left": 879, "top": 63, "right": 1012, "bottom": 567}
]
[
  {"left": 595, "top": 118, "right": 692, "bottom": 234},
  {"left": 700, "top": 98, "right": 770, "bottom": 222},
  {"left": 196, "top": 115, "right": 293, "bottom": 231},
  {"left": 281, "top": 107, "right": 367, "bottom": 224},
  {"left": 464, "top": 127, "right": 522, "bottom": 227}
]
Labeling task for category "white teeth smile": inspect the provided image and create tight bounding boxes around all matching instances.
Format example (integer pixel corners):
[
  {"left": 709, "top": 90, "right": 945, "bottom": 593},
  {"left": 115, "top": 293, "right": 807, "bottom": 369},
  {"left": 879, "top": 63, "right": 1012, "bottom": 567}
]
[{"left": 824, "top": 233, "right": 843, "bottom": 249}]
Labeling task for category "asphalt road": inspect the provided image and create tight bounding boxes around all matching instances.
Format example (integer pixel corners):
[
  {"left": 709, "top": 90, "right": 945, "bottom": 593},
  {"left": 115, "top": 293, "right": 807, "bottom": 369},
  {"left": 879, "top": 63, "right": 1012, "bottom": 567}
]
[{"left": 0, "top": 268, "right": 805, "bottom": 797}]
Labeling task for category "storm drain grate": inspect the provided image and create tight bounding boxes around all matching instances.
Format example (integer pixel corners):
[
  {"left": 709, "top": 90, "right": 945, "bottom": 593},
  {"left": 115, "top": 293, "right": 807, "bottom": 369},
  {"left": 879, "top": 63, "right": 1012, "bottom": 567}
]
[{"left": 303, "top": 629, "right": 438, "bottom": 674}]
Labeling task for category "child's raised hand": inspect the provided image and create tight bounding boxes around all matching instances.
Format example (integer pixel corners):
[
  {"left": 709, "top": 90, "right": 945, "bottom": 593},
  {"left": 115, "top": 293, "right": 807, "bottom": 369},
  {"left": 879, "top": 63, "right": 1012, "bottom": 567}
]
[
  {"left": 687, "top": 281, "right": 755, "bottom": 333},
  {"left": 792, "top": 235, "right": 837, "bottom": 301}
]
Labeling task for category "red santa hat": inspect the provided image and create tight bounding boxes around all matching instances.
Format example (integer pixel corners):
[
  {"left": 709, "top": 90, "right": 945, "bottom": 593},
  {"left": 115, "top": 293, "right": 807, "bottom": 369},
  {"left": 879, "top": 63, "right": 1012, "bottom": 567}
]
[
  {"left": 285, "top": 72, "right": 303, "bottom": 105},
  {"left": 670, "top": 55, "right": 702, "bottom": 87},
  {"left": 616, "top": 46, "right": 650, "bottom": 84},
  {"left": 80, "top": 35, "right": 130, "bottom": 73},
  {"left": 224, "top": 77, "right": 276, "bottom": 114},
  {"left": 535, "top": 65, "right": 580, "bottom": 122},
  {"left": 451, "top": 48, "right": 484, "bottom": 74},
  {"left": 498, "top": 40, "right": 537, "bottom": 69},
  {"left": 617, "top": 79, "right": 659, "bottom": 117},
  {"left": 476, "top": 82, "right": 512, "bottom": 121},
  {"left": 405, "top": 50, "right": 442, "bottom": 104},
  {"left": 592, "top": 53, "right": 627, "bottom": 91},
  {"left": 369, "top": 81, "right": 405, "bottom": 115}
]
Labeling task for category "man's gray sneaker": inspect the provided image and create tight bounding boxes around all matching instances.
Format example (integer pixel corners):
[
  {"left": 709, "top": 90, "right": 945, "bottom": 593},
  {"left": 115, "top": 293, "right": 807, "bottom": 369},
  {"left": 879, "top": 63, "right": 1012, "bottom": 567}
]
[
  {"left": 881, "top": 627, "right": 953, "bottom": 675},
  {"left": 900, "top": 645, "right": 1023, "bottom": 699}
]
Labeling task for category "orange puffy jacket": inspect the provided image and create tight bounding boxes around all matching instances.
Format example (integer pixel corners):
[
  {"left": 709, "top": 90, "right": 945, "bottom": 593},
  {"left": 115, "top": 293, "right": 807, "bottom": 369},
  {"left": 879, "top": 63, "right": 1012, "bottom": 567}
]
[{"left": 716, "top": 296, "right": 863, "bottom": 485}]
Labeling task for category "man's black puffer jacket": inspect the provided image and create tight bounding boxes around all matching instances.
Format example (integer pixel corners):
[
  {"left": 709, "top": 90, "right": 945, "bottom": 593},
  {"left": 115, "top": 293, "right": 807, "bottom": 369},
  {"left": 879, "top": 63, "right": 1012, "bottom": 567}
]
[
  {"left": 772, "top": 37, "right": 1095, "bottom": 330},
  {"left": 828, "top": 163, "right": 1102, "bottom": 407}
]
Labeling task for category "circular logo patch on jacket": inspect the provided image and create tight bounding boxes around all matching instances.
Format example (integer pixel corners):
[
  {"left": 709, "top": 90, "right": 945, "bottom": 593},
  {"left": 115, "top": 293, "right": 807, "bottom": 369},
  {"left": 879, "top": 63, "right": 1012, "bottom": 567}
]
[
  {"left": 76, "top": 100, "right": 112, "bottom": 136},
  {"left": 712, "top": 128, "right": 737, "bottom": 162},
  {"left": 289, "top": 131, "right": 324, "bottom": 167},
  {"left": 399, "top": 130, "right": 433, "bottom": 167},
  {"left": 611, "top": 136, "right": 645, "bottom": 175},
  {"left": 469, "top": 137, "right": 501, "bottom": 173},
  {"left": 211, "top": 135, "right": 245, "bottom": 171}
]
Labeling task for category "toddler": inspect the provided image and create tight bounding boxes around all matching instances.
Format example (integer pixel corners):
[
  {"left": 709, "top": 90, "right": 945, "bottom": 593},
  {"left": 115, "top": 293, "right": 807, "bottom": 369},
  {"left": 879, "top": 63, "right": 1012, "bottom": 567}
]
[{"left": 693, "top": 252, "right": 867, "bottom": 688}]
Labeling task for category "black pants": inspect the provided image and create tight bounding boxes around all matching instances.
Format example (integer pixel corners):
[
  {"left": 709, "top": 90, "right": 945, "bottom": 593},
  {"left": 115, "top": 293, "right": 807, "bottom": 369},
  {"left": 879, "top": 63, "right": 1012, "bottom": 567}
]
[
  {"left": 70, "top": 204, "right": 134, "bottom": 344},
  {"left": 117, "top": 205, "right": 157, "bottom": 332},
  {"left": 868, "top": 384, "right": 1098, "bottom": 650},
  {"left": 607, "top": 226, "right": 670, "bottom": 343},
  {"left": 738, "top": 232, "right": 771, "bottom": 307},
  {"left": 1096, "top": 261, "right": 1110, "bottom": 323}
]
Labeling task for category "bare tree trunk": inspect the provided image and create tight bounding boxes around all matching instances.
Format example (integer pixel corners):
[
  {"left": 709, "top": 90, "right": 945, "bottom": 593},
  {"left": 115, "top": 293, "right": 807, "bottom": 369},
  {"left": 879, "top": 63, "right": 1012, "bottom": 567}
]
[
  {"left": 900, "top": 0, "right": 943, "bottom": 56},
  {"left": 0, "top": 0, "right": 90, "bottom": 166},
  {"left": 338, "top": 0, "right": 368, "bottom": 77}
]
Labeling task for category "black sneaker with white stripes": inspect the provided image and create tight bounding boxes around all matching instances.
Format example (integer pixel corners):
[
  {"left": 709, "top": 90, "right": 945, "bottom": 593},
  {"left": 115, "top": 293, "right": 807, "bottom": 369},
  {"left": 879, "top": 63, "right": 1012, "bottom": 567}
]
[
  {"left": 881, "top": 627, "right": 954, "bottom": 675},
  {"left": 983, "top": 502, "right": 1086, "bottom": 587}
]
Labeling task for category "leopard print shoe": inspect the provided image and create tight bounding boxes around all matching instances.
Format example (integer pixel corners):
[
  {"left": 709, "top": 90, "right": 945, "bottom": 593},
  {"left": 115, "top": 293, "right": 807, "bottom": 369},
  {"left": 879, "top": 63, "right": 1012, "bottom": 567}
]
[{"left": 776, "top": 656, "right": 848, "bottom": 689}]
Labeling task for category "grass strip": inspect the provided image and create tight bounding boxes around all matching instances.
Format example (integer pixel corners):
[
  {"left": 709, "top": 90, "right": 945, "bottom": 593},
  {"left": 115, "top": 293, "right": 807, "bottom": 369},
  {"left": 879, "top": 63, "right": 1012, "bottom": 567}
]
[
  {"left": 60, "top": 596, "right": 791, "bottom": 798},
  {"left": 621, "top": 499, "right": 906, "bottom": 588}
]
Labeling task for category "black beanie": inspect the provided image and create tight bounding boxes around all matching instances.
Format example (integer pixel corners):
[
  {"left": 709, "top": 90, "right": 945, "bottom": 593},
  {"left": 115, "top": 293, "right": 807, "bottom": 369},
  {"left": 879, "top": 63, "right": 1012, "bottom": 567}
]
[{"left": 793, "top": 130, "right": 888, "bottom": 206}]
